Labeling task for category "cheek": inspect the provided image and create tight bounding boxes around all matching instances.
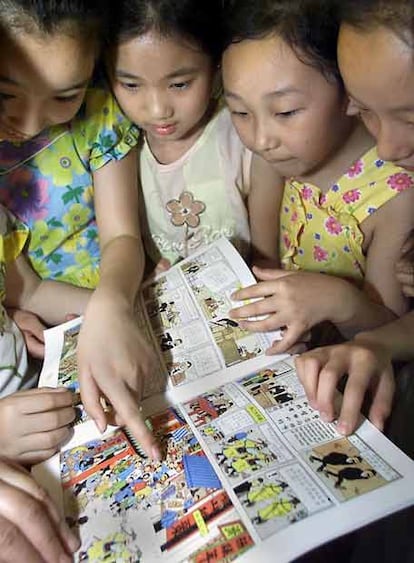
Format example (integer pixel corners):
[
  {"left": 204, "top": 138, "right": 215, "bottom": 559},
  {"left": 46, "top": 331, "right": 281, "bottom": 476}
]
[{"left": 50, "top": 100, "right": 85, "bottom": 126}]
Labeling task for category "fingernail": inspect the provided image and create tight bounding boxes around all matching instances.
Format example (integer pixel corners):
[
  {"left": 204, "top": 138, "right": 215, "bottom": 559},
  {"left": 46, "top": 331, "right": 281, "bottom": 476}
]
[
  {"left": 65, "top": 527, "right": 81, "bottom": 552},
  {"left": 152, "top": 446, "right": 161, "bottom": 461},
  {"left": 55, "top": 387, "right": 69, "bottom": 392},
  {"left": 320, "top": 412, "right": 331, "bottom": 423},
  {"left": 95, "top": 419, "right": 106, "bottom": 434},
  {"left": 308, "top": 400, "right": 317, "bottom": 410},
  {"left": 337, "top": 421, "right": 350, "bottom": 435}
]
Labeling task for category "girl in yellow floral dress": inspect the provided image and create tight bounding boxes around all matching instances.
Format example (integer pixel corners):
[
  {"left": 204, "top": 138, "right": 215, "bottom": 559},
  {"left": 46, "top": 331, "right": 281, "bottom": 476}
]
[
  {"left": 224, "top": 0, "right": 414, "bottom": 355},
  {"left": 0, "top": 0, "right": 159, "bottom": 459}
]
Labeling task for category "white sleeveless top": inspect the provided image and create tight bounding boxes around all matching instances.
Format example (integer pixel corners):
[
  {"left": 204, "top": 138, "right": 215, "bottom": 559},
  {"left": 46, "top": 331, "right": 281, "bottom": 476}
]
[{"left": 139, "top": 107, "right": 252, "bottom": 265}]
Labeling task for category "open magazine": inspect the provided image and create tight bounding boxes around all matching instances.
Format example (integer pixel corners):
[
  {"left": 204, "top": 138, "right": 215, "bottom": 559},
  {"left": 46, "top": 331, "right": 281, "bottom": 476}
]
[{"left": 33, "top": 238, "right": 414, "bottom": 563}]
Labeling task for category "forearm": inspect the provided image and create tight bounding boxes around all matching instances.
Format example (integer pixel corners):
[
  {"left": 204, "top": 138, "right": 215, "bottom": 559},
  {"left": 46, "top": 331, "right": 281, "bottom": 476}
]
[
  {"left": 24, "top": 280, "right": 91, "bottom": 326},
  {"left": 336, "top": 291, "right": 397, "bottom": 338},
  {"left": 354, "top": 310, "right": 414, "bottom": 362},
  {"left": 97, "top": 234, "right": 144, "bottom": 309}
]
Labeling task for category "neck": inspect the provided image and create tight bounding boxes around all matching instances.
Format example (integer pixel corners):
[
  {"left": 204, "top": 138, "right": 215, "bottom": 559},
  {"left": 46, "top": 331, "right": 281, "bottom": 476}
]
[
  {"left": 299, "top": 119, "right": 375, "bottom": 193},
  {"left": 146, "top": 102, "right": 216, "bottom": 165}
]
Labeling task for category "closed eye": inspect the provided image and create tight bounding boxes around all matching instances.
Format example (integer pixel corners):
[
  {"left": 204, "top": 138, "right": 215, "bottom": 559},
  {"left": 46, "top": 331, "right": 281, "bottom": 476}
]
[{"left": 170, "top": 80, "right": 192, "bottom": 90}]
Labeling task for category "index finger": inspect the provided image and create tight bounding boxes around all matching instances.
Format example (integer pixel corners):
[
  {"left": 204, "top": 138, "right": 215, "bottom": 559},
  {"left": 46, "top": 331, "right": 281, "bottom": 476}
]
[
  {"left": 231, "top": 281, "right": 279, "bottom": 302},
  {"left": 101, "top": 382, "right": 161, "bottom": 461}
]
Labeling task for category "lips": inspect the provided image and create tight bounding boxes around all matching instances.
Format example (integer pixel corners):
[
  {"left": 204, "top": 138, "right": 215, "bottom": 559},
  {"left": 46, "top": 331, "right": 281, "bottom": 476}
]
[{"left": 150, "top": 123, "right": 177, "bottom": 136}]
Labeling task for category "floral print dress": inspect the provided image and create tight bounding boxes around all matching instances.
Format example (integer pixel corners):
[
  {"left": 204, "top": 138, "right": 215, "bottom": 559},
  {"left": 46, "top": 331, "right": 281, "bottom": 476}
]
[
  {"left": 280, "top": 147, "right": 414, "bottom": 281},
  {"left": 0, "top": 207, "right": 36, "bottom": 395},
  {"left": 0, "top": 88, "right": 139, "bottom": 288}
]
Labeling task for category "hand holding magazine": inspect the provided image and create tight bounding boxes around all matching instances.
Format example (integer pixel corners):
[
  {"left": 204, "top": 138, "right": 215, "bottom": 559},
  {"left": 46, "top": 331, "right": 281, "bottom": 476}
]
[{"left": 34, "top": 239, "right": 414, "bottom": 563}]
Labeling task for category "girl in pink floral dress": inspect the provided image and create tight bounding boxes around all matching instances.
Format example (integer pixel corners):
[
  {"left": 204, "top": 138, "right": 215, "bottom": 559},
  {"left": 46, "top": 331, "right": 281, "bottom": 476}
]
[{"left": 223, "top": 0, "right": 414, "bottom": 353}]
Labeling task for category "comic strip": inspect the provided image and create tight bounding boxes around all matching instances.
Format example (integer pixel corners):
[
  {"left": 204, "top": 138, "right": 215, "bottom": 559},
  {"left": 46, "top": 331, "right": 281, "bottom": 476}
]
[
  {"left": 60, "top": 408, "right": 254, "bottom": 562},
  {"left": 303, "top": 436, "right": 400, "bottom": 502},
  {"left": 234, "top": 465, "right": 332, "bottom": 540}
]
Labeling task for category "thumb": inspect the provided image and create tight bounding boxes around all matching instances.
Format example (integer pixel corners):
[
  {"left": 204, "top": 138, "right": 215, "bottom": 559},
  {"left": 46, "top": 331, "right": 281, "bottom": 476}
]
[
  {"left": 253, "top": 266, "right": 292, "bottom": 282},
  {"left": 266, "top": 324, "right": 303, "bottom": 355}
]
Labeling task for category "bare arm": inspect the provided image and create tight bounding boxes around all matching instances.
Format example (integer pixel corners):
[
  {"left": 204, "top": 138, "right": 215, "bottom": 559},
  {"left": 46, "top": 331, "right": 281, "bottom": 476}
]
[
  {"left": 5, "top": 255, "right": 90, "bottom": 326},
  {"left": 77, "top": 149, "right": 159, "bottom": 459},
  {"left": 248, "top": 154, "right": 284, "bottom": 268},
  {"left": 93, "top": 149, "right": 144, "bottom": 305}
]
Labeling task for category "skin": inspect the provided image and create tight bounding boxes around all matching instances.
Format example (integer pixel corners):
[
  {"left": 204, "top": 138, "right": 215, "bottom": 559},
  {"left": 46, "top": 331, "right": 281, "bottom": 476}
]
[
  {"left": 110, "top": 31, "right": 215, "bottom": 164},
  {"left": 338, "top": 24, "right": 414, "bottom": 168},
  {"left": 222, "top": 34, "right": 354, "bottom": 188},
  {"left": 110, "top": 30, "right": 282, "bottom": 268},
  {"left": 293, "top": 23, "right": 414, "bottom": 435},
  {"left": 0, "top": 457, "right": 79, "bottom": 562},
  {"left": 0, "top": 28, "right": 159, "bottom": 458},
  {"left": 223, "top": 33, "right": 413, "bottom": 348},
  {"left": 0, "top": 29, "right": 95, "bottom": 140}
]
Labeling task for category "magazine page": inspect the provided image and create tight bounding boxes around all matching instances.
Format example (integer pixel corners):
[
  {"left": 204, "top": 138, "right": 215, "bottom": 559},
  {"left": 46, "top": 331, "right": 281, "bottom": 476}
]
[
  {"left": 136, "top": 237, "right": 281, "bottom": 389},
  {"left": 34, "top": 327, "right": 414, "bottom": 563}
]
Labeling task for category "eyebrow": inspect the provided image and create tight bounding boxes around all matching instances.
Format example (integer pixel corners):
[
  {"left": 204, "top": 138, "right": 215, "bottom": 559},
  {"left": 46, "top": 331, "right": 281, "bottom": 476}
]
[
  {"left": 116, "top": 66, "right": 199, "bottom": 80},
  {"left": 0, "top": 75, "right": 89, "bottom": 93},
  {"left": 224, "top": 86, "right": 302, "bottom": 100}
]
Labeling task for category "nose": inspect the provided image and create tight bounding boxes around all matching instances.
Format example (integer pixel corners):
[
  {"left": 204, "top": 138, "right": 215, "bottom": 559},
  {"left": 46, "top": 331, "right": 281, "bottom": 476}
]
[
  {"left": 148, "top": 90, "right": 173, "bottom": 121},
  {"left": 9, "top": 103, "right": 47, "bottom": 139},
  {"left": 253, "top": 118, "right": 280, "bottom": 154},
  {"left": 376, "top": 123, "right": 414, "bottom": 164}
]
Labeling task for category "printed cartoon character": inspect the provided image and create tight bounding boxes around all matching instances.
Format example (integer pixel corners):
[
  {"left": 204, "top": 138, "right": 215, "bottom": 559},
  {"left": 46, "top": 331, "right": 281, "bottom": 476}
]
[
  {"left": 252, "top": 497, "right": 301, "bottom": 524},
  {"left": 309, "top": 452, "right": 363, "bottom": 472},
  {"left": 323, "top": 467, "right": 377, "bottom": 489},
  {"left": 235, "top": 477, "right": 289, "bottom": 507}
]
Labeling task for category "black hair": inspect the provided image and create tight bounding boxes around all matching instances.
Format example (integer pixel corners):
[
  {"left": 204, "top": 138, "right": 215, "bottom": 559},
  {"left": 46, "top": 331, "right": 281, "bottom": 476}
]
[
  {"left": 223, "top": 0, "right": 342, "bottom": 83},
  {"left": 109, "top": 0, "right": 224, "bottom": 64},
  {"left": 0, "top": 0, "right": 108, "bottom": 40},
  {"left": 339, "top": 0, "right": 414, "bottom": 47}
]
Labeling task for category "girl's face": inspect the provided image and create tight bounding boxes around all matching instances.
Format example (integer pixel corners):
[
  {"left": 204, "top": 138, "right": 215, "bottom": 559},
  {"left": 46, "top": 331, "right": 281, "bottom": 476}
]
[
  {"left": 338, "top": 24, "right": 414, "bottom": 170},
  {"left": 0, "top": 30, "right": 95, "bottom": 141},
  {"left": 110, "top": 31, "right": 215, "bottom": 145},
  {"left": 222, "top": 34, "right": 350, "bottom": 179}
]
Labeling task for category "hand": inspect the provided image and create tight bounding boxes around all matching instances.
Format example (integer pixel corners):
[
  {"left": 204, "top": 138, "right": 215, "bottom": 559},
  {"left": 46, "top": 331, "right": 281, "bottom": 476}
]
[
  {"left": 230, "top": 267, "right": 360, "bottom": 353},
  {"left": 77, "top": 289, "right": 160, "bottom": 460},
  {"left": 8, "top": 308, "right": 46, "bottom": 359},
  {"left": 155, "top": 258, "right": 171, "bottom": 275},
  {"left": 295, "top": 338, "right": 395, "bottom": 435},
  {"left": 0, "top": 457, "right": 79, "bottom": 562},
  {"left": 396, "top": 234, "right": 414, "bottom": 297},
  {"left": 0, "top": 388, "right": 75, "bottom": 464}
]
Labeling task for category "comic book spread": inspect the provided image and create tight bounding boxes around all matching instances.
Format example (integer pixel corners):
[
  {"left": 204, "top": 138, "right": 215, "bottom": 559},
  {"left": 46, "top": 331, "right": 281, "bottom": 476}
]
[{"left": 33, "top": 239, "right": 414, "bottom": 563}]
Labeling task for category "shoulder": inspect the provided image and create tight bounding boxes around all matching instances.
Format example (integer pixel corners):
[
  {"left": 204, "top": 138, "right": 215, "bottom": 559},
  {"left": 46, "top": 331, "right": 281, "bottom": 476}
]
[{"left": 72, "top": 87, "right": 140, "bottom": 169}]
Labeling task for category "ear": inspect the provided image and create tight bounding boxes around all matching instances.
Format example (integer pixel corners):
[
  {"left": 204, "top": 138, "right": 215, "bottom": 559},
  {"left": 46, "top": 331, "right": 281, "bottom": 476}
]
[{"left": 345, "top": 96, "right": 360, "bottom": 117}]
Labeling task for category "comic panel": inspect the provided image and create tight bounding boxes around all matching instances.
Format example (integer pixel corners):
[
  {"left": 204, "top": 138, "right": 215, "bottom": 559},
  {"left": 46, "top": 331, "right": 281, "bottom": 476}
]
[
  {"left": 141, "top": 269, "right": 184, "bottom": 302},
  {"left": 302, "top": 436, "right": 401, "bottom": 502},
  {"left": 238, "top": 362, "right": 305, "bottom": 411},
  {"left": 234, "top": 464, "right": 332, "bottom": 540},
  {"left": 159, "top": 321, "right": 223, "bottom": 386},
  {"left": 208, "top": 320, "right": 265, "bottom": 367},
  {"left": 201, "top": 422, "right": 292, "bottom": 487},
  {"left": 61, "top": 408, "right": 254, "bottom": 562},
  {"left": 185, "top": 520, "right": 254, "bottom": 563},
  {"left": 146, "top": 287, "right": 201, "bottom": 331},
  {"left": 183, "top": 383, "right": 250, "bottom": 428},
  {"left": 56, "top": 325, "right": 88, "bottom": 424},
  {"left": 269, "top": 398, "right": 341, "bottom": 451}
]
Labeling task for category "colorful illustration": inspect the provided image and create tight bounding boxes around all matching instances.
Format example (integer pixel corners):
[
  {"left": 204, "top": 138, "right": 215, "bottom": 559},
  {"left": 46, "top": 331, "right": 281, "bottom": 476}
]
[
  {"left": 61, "top": 408, "right": 253, "bottom": 562},
  {"left": 238, "top": 363, "right": 304, "bottom": 410},
  {"left": 304, "top": 437, "right": 395, "bottom": 501}
]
